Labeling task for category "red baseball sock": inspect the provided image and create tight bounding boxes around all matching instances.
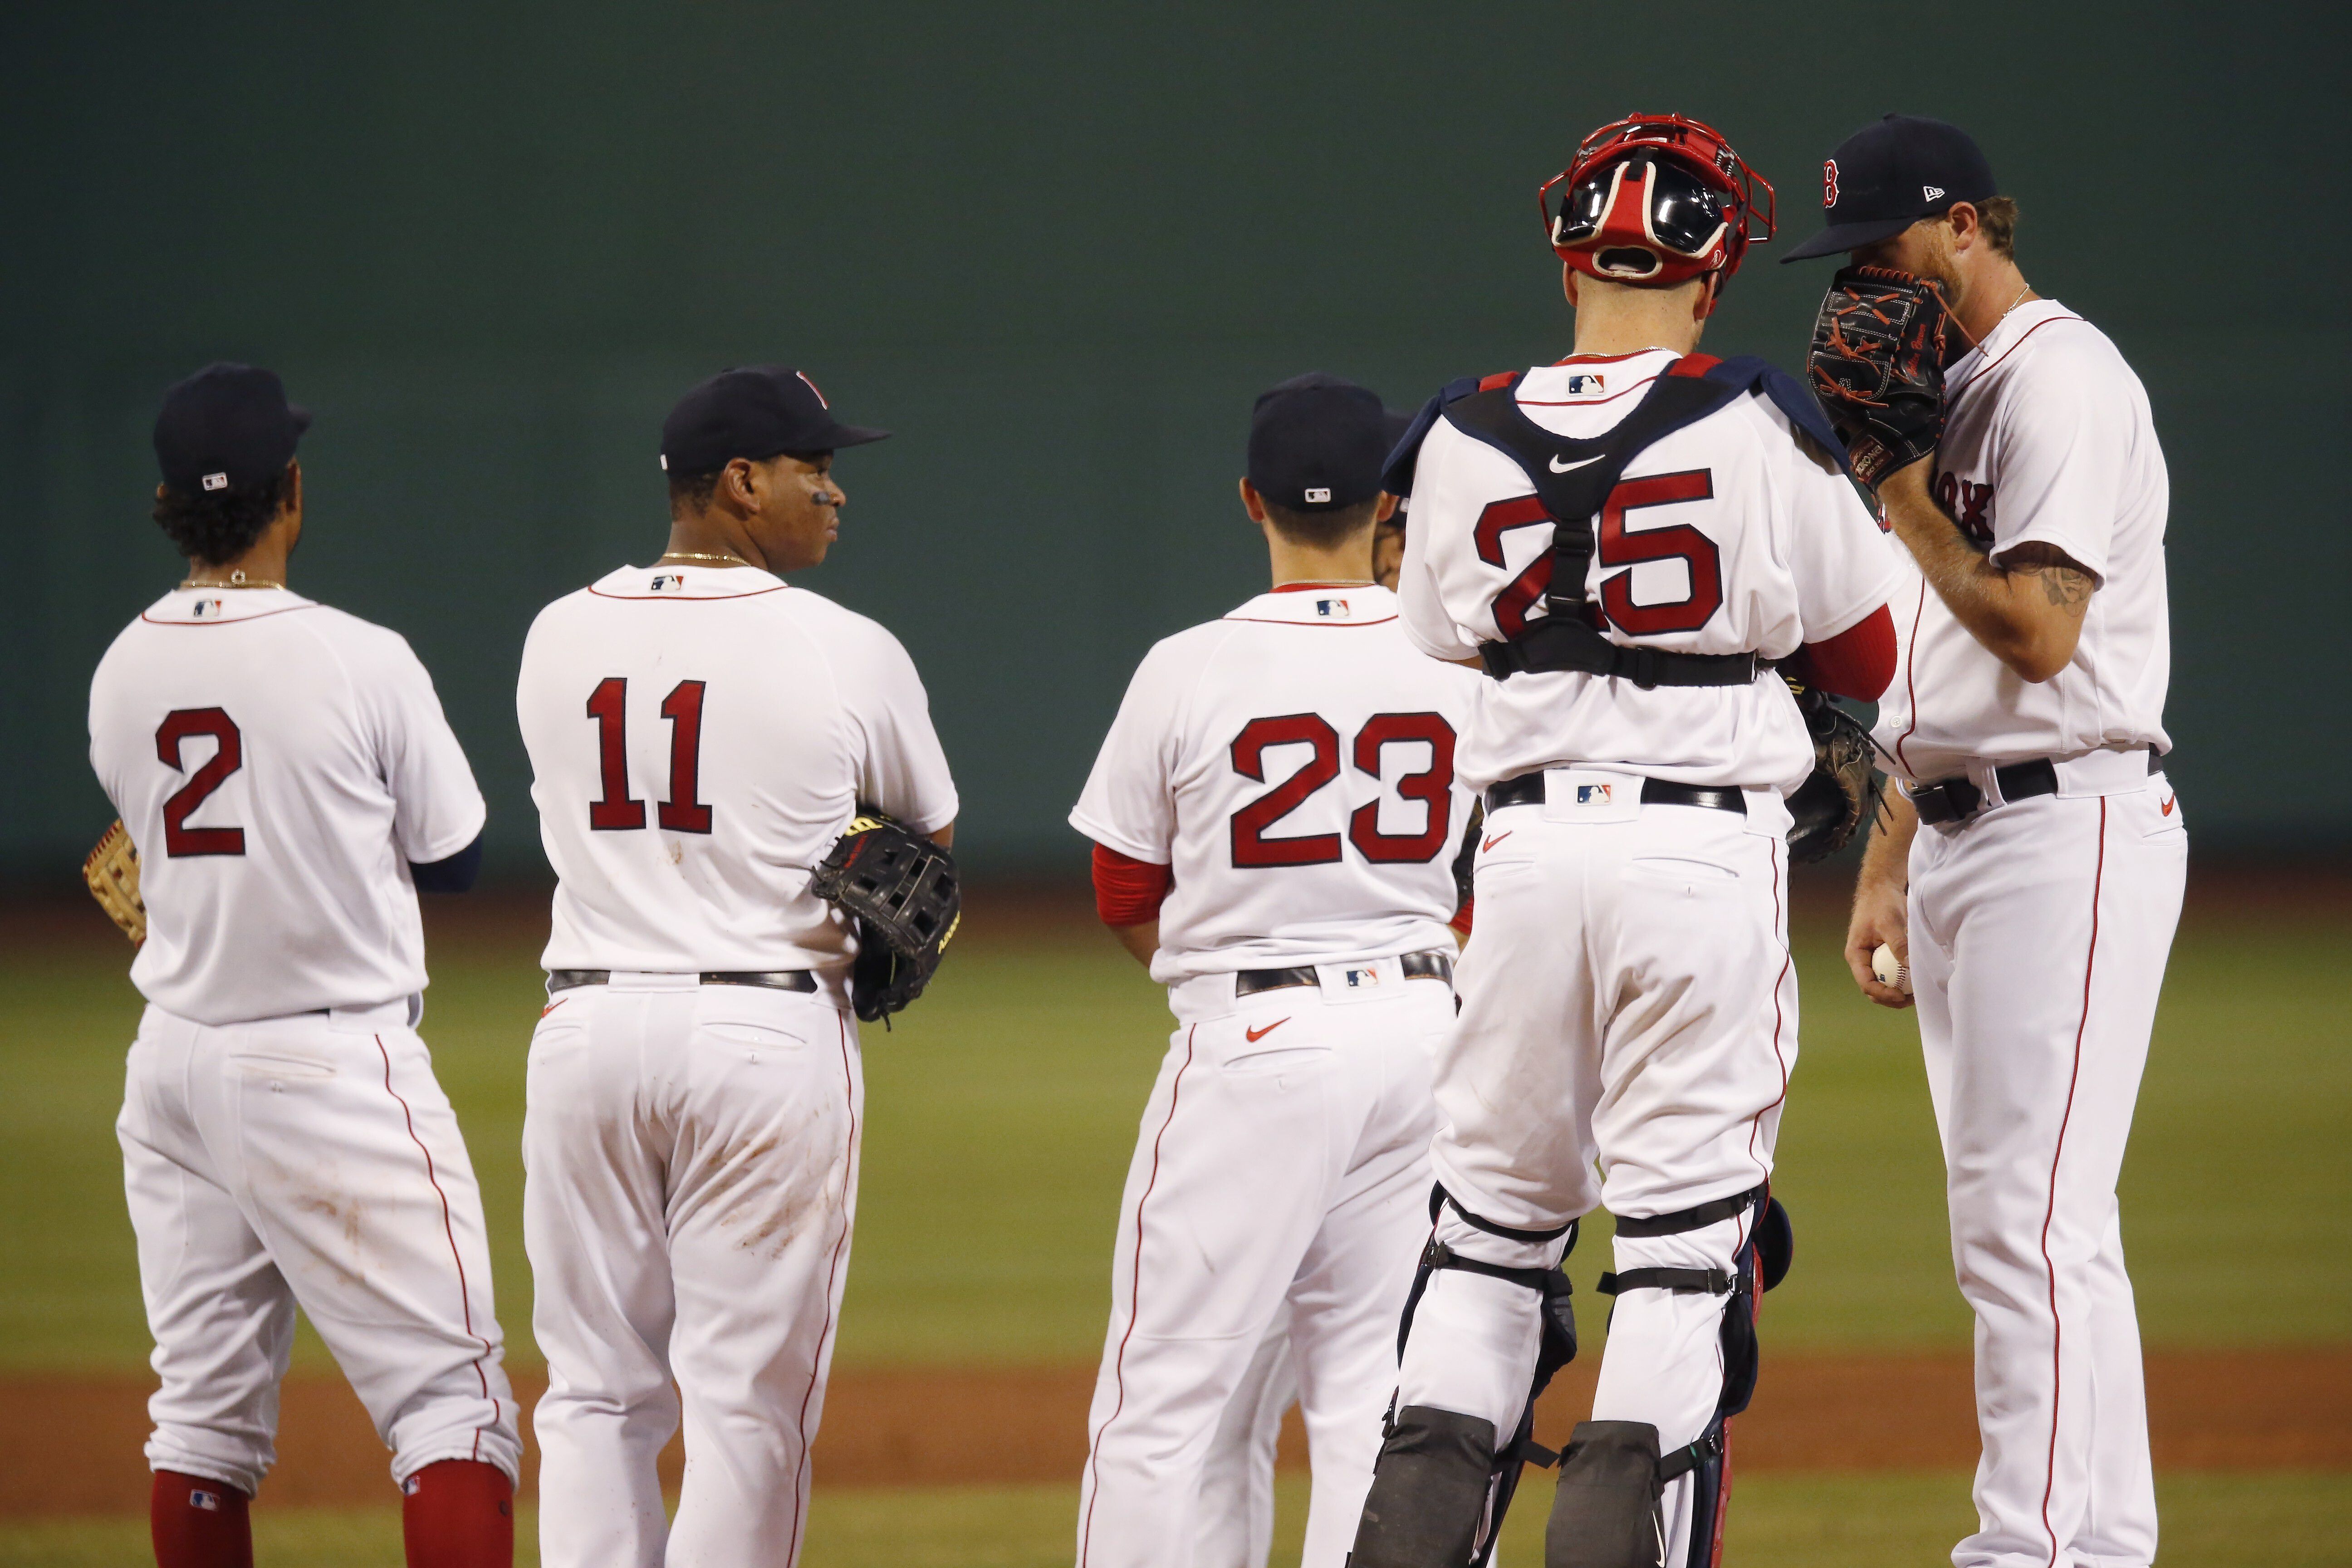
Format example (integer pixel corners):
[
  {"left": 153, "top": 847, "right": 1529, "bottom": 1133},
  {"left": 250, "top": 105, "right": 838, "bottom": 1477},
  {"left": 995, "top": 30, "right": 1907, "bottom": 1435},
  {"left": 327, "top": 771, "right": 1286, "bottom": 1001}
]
[
  {"left": 150, "top": 1470, "right": 252, "bottom": 1568},
  {"left": 401, "top": 1459, "right": 515, "bottom": 1568}
]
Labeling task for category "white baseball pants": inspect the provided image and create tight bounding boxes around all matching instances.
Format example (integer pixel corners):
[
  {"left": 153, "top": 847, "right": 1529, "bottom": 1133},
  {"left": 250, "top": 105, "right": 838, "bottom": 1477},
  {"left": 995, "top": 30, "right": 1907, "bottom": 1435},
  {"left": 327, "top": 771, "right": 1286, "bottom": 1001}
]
[
  {"left": 1404, "top": 790, "right": 1796, "bottom": 1566},
  {"left": 1196, "top": 1309, "right": 1298, "bottom": 1568},
  {"left": 116, "top": 999, "right": 521, "bottom": 1498},
  {"left": 523, "top": 975, "right": 862, "bottom": 1568},
  {"left": 1078, "top": 960, "right": 1450, "bottom": 1568},
  {"left": 1909, "top": 774, "right": 2185, "bottom": 1568}
]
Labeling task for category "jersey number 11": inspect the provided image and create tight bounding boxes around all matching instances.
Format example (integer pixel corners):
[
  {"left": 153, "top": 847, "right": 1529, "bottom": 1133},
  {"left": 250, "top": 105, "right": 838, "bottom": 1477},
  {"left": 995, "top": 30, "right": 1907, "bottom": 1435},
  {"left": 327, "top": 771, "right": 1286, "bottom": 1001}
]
[{"left": 585, "top": 677, "right": 713, "bottom": 834}]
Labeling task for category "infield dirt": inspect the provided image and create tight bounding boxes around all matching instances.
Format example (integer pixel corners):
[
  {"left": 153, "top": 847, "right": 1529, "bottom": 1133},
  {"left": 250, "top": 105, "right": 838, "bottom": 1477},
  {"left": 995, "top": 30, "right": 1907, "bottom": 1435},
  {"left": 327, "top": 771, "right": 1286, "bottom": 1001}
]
[{"left": 3, "top": 1348, "right": 2343, "bottom": 1517}]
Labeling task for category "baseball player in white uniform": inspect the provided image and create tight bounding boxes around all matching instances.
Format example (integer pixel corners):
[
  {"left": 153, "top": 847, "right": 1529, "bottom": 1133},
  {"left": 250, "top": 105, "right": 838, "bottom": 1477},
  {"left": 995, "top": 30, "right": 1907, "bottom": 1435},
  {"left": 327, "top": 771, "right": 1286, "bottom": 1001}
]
[
  {"left": 515, "top": 366, "right": 957, "bottom": 1568},
  {"left": 1351, "top": 116, "right": 1901, "bottom": 1568},
  {"left": 1788, "top": 116, "right": 2183, "bottom": 1568},
  {"left": 88, "top": 364, "right": 521, "bottom": 1568},
  {"left": 1071, "top": 373, "right": 1479, "bottom": 1568}
]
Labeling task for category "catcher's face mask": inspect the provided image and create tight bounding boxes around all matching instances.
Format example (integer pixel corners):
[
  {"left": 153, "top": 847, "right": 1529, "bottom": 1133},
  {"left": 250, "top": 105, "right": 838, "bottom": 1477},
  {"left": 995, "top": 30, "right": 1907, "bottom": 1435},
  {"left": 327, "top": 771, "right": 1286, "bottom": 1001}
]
[{"left": 1541, "top": 113, "right": 1774, "bottom": 296}]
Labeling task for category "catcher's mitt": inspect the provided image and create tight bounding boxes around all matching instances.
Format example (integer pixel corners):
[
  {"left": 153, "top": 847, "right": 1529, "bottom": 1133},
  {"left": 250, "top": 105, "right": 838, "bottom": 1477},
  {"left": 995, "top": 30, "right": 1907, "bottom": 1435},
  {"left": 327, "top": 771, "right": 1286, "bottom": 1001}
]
[
  {"left": 810, "top": 812, "right": 960, "bottom": 1025},
  {"left": 84, "top": 819, "right": 147, "bottom": 945},
  {"left": 1784, "top": 682, "right": 1881, "bottom": 863},
  {"left": 1807, "top": 265, "right": 1950, "bottom": 491}
]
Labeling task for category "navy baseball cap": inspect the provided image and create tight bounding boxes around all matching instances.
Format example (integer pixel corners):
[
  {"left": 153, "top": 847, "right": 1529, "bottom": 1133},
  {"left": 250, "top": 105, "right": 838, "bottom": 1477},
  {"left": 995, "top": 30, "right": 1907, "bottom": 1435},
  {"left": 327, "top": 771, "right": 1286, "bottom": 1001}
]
[
  {"left": 1782, "top": 115, "right": 1998, "bottom": 262},
  {"left": 153, "top": 363, "right": 310, "bottom": 495},
  {"left": 1247, "top": 373, "right": 1390, "bottom": 511},
  {"left": 660, "top": 366, "right": 890, "bottom": 475}
]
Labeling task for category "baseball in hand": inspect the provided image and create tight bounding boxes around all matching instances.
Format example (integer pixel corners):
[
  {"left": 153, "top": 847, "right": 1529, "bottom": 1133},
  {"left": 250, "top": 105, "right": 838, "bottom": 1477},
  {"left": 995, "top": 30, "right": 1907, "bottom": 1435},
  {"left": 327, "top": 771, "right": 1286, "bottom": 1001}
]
[{"left": 1872, "top": 942, "right": 1911, "bottom": 996}]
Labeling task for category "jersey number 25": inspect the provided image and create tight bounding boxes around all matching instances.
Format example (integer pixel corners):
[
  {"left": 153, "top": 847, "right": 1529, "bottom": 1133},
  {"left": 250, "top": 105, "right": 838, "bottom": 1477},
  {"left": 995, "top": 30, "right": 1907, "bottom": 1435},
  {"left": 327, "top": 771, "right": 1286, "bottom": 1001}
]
[
  {"left": 1477, "top": 468, "right": 1723, "bottom": 637},
  {"left": 1230, "top": 712, "right": 1456, "bottom": 868}
]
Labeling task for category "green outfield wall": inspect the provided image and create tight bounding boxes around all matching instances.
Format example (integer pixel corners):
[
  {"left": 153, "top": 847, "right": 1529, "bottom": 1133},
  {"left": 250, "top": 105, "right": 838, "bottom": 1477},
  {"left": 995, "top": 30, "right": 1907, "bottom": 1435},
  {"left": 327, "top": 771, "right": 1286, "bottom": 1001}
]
[{"left": 5, "top": 0, "right": 2343, "bottom": 877}]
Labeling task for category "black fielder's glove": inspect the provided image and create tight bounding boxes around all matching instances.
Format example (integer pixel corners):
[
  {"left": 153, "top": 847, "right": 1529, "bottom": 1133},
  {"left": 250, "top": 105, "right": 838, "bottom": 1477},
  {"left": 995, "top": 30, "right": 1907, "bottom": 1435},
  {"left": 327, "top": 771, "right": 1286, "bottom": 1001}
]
[
  {"left": 810, "top": 812, "right": 961, "bottom": 1025},
  {"left": 1807, "top": 265, "right": 1951, "bottom": 492},
  {"left": 1784, "top": 681, "right": 1882, "bottom": 863}
]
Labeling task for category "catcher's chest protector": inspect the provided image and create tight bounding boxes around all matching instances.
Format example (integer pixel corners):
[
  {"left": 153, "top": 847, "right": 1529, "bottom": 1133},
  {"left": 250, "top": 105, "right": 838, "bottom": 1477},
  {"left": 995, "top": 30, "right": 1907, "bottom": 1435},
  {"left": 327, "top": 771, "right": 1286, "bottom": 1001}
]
[{"left": 1401, "top": 357, "right": 1850, "bottom": 687}]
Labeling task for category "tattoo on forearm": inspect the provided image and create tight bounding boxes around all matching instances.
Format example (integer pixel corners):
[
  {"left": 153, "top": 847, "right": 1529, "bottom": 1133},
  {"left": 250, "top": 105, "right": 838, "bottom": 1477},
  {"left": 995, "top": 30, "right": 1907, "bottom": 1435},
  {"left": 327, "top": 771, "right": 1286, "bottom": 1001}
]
[{"left": 2016, "top": 563, "right": 2095, "bottom": 616}]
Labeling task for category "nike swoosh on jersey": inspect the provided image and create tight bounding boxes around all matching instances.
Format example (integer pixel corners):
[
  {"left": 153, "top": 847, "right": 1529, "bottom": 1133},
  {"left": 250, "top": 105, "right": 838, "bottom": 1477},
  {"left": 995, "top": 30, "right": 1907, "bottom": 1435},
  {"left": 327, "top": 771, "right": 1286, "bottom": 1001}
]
[
  {"left": 1548, "top": 453, "right": 1603, "bottom": 473},
  {"left": 1244, "top": 1019, "right": 1289, "bottom": 1043},
  {"left": 2161, "top": 794, "right": 2176, "bottom": 816},
  {"left": 1482, "top": 830, "right": 1514, "bottom": 852}
]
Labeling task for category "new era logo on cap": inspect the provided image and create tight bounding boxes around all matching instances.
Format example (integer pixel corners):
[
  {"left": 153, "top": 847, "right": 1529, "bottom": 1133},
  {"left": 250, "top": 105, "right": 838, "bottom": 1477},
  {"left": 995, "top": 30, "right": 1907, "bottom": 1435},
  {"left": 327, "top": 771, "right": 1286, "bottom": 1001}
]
[{"left": 1924, "top": 185, "right": 1945, "bottom": 201}]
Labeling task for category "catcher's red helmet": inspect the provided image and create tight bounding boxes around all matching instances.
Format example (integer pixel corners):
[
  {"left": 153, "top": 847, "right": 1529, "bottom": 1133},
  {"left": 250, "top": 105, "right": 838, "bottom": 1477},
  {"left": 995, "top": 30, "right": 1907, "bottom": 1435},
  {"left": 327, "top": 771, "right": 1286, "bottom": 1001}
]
[{"left": 1541, "top": 113, "right": 1776, "bottom": 297}]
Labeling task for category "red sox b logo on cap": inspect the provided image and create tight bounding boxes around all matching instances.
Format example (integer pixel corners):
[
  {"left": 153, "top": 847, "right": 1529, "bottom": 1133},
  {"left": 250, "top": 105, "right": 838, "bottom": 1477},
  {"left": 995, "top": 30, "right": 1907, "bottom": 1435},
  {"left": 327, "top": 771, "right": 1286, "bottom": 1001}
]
[
  {"left": 795, "top": 370, "right": 829, "bottom": 408},
  {"left": 1823, "top": 159, "right": 1840, "bottom": 209}
]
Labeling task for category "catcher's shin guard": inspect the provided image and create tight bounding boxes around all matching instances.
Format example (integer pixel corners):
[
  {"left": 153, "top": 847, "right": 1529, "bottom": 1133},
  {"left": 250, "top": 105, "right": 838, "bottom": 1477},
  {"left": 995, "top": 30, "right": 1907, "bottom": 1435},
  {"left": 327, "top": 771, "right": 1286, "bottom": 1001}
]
[
  {"left": 1543, "top": 1421, "right": 1666, "bottom": 1568},
  {"left": 1352, "top": 1406, "right": 1504, "bottom": 1568},
  {"left": 1555, "top": 1187, "right": 1794, "bottom": 1568},
  {"left": 1352, "top": 1188, "right": 1581, "bottom": 1568}
]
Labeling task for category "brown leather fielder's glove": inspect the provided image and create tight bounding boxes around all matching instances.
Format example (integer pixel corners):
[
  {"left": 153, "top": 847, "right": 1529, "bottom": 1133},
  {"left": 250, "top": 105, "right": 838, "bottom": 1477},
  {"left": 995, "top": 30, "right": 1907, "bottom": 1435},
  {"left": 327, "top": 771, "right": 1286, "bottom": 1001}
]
[
  {"left": 810, "top": 812, "right": 960, "bottom": 1025},
  {"left": 1784, "top": 681, "right": 1882, "bottom": 863},
  {"left": 84, "top": 819, "right": 147, "bottom": 945},
  {"left": 1807, "top": 265, "right": 1950, "bottom": 491}
]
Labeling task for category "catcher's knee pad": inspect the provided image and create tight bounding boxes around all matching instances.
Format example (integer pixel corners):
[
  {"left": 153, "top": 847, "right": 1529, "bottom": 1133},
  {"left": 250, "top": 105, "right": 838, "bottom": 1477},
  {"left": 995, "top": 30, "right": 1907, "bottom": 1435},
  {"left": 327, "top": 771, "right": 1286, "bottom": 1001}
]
[
  {"left": 1542, "top": 1421, "right": 1665, "bottom": 1568},
  {"left": 1351, "top": 1405, "right": 1503, "bottom": 1568},
  {"left": 1363, "top": 1187, "right": 1582, "bottom": 1568},
  {"left": 1587, "top": 1185, "right": 1795, "bottom": 1568}
]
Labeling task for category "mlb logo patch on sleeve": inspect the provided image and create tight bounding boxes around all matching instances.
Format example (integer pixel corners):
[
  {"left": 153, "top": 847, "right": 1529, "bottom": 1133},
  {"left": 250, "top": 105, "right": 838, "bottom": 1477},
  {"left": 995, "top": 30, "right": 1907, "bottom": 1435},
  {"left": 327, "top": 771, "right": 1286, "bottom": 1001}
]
[
  {"left": 1315, "top": 598, "right": 1352, "bottom": 618},
  {"left": 650, "top": 573, "right": 686, "bottom": 593},
  {"left": 1564, "top": 374, "right": 1608, "bottom": 397},
  {"left": 191, "top": 598, "right": 224, "bottom": 619}
]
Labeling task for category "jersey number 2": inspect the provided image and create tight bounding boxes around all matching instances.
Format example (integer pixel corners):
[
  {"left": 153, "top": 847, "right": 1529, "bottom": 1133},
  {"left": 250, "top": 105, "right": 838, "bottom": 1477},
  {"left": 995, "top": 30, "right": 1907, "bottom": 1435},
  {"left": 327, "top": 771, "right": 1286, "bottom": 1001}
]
[
  {"left": 1230, "top": 712, "right": 1456, "bottom": 867},
  {"left": 586, "top": 677, "right": 713, "bottom": 834},
  {"left": 156, "top": 707, "right": 245, "bottom": 857}
]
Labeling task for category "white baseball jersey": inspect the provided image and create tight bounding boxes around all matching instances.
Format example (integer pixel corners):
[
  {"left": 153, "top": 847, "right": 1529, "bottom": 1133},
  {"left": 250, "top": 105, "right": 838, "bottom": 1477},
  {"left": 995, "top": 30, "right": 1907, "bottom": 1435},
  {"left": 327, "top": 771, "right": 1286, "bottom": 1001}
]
[
  {"left": 1069, "top": 584, "right": 1479, "bottom": 985},
  {"left": 516, "top": 564, "right": 957, "bottom": 974},
  {"left": 88, "top": 588, "right": 486, "bottom": 1025},
  {"left": 1397, "top": 351, "right": 1899, "bottom": 795},
  {"left": 1873, "top": 301, "right": 2172, "bottom": 783}
]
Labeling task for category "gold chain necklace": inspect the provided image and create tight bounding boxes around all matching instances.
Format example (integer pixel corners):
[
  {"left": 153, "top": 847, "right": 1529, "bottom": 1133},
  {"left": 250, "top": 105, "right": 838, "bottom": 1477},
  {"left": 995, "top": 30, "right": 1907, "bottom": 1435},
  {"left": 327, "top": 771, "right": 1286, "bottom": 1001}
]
[
  {"left": 179, "top": 569, "right": 284, "bottom": 590},
  {"left": 657, "top": 551, "right": 753, "bottom": 567}
]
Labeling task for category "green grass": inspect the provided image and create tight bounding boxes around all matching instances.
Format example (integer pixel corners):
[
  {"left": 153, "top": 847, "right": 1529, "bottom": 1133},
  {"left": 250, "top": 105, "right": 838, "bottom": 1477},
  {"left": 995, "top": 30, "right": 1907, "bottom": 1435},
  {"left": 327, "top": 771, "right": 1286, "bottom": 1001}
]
[
  {"left": 3, "top": 1472, "right": 2346, "bottom": 1566},
  {"left": 1, "top": 903, "right": 2344, "bottom": 1372}
]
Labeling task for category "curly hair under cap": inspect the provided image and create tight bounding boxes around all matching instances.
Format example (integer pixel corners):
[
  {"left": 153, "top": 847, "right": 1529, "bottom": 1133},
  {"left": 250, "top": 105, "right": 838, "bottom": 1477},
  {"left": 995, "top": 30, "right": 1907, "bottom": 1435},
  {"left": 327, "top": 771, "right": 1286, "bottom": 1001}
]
[{"left": 152, "top": 464, "right": 290, "bottom": 566}]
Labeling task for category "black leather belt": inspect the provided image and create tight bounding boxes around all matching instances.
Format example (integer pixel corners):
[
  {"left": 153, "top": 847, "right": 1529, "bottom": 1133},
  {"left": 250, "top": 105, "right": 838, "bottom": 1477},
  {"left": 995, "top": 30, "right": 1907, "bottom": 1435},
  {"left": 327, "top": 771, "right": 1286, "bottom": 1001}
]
[
  {"left": 1235, "top": 950, "right": 1454, "bottom": 997},
  {"left": 1908, "top": 749, "right": 2156, "bottom": 827},
  {"left": 1483, "top": 772, "right": 1746, "bottom": 816},
  {"left": 544, "top": 969, "right": 819, "bottom": 995}
]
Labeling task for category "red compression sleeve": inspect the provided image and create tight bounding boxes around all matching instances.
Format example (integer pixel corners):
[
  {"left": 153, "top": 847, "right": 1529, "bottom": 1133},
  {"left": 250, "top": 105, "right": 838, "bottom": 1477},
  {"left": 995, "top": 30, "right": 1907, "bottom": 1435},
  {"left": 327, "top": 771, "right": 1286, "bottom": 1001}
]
[
  {"left": 1449, "top": 896, "right": 1474, "bottom": 937},
  {"left": 402, "top": 1459, "right": 515, "bottom": 1568},
  {"left": 1092, "top": 843, "right": 1173, "bottom": 926},
  {"left": 1788, "top": 603, "right": 1896, "bottom": 701},
  {"left": 151, "top": 1471, "right": 252, "bottom": 1568}
]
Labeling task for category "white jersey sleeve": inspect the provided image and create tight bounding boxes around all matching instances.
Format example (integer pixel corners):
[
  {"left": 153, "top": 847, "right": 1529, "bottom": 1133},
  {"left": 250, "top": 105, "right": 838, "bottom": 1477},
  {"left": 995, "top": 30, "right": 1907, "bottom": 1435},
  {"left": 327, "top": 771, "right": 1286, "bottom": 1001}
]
[
  {"left": 1069, "top": 640, "right": 1191, "bottom": 864},
  {"left": 1783, "top": 416, "right": 1903, "bottom": 642},
  {"left": 839, "top": 620, "right": 960, "bottom": 835},
  {"left": 1396, "top": 421, "right": 1502, "bottom": 664},
  {"left": 1977, "top": 333, "right": 2134, "bottom": 581},
  {"left": 364, "top": 634, "right": 489, "bottom": 864}
]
